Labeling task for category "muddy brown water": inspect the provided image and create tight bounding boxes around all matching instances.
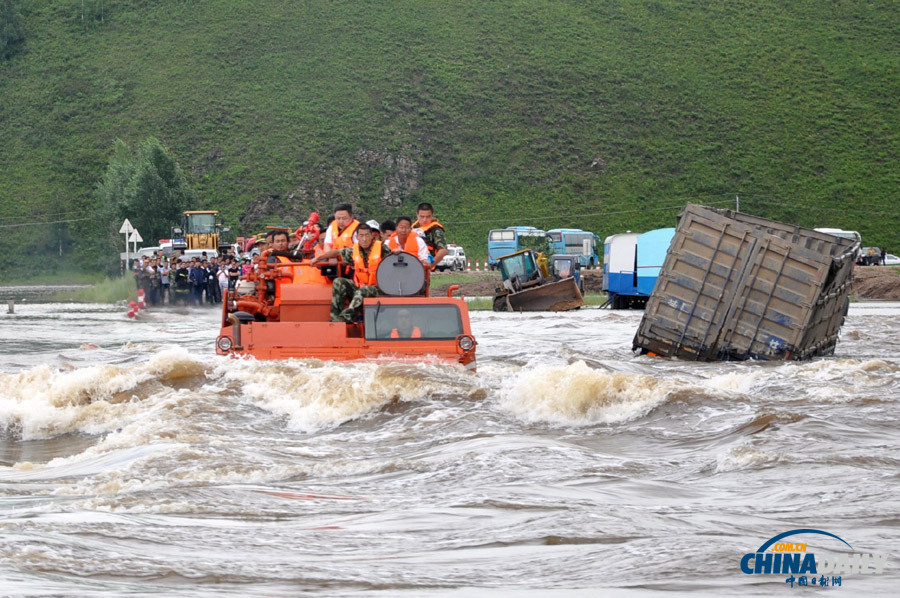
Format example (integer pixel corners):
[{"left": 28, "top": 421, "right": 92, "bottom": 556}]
[{"left": 0, "top": 298, "right": 898, "bottom": 596}]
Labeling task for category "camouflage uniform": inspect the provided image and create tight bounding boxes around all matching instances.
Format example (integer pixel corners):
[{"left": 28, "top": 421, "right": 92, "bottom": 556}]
[
  {"left": 329, "top": 246, "right": 382, "bottom": 323},
  {"left": 418, "top": 223, "right": 448, "bottom": 259}
]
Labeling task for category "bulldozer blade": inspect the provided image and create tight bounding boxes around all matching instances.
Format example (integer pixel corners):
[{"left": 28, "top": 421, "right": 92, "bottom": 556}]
[{"left": 506, "top": 278, "right": 585, "bottom": 312}]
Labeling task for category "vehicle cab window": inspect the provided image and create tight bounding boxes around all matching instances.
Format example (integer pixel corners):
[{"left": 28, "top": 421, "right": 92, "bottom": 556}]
[{"left": 364, "top": 304, "right": 464, "bottom": 340}]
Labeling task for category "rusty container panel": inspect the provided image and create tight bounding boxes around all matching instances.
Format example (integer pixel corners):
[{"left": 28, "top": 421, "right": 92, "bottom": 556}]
[{"left": 633, "top": 204, "right": 858, "bottom": 361}]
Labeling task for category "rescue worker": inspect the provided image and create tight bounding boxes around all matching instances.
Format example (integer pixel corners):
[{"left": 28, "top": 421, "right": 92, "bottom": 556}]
[
  {"left": 390, "top": 309, "right": 422, "bottom": 338},
  {"left": 323, "top": 203, "right": 360, "bottom": 252},
  {"left": 386, "top": 216, "right": 430, "bottom": 264},
  {"left": 323, "top": 203, "right": 360, "bottom": 279},
  {"left": 267, "top": 230, "right": 295, "bottom": 305},
  {"left": 380, "top": 219, "right": 396, "bottom": 240},
  {"left": 413, "top": 202, "right": 448, "bottom": 271},
  {"left": 310, "top": 223, "right": 382, "bottom": 323},
  {"left": 366, "top": 219, "right": 382, "bottom": 241}
]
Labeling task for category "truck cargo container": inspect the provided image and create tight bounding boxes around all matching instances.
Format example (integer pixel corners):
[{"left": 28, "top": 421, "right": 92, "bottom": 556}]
[{"left": 633, "top": 204, "right": 858, "bottom": 361}]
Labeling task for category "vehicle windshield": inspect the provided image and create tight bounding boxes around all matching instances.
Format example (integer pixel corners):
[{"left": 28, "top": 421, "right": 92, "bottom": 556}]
[
  {"left": 364, "top": 304, "right": 464, "bottom": 340},
  {"left": 553, "top": 259, "right": 572, "bottom": 278},
  {"left": 500, "top": 252, "right": 538, "bottom": 282},
  {"left": 489, "top": 230, "right": 516, "bottom": 241},
  {"left": 187, "top": 213, "right": 217, "bottom": 234}
]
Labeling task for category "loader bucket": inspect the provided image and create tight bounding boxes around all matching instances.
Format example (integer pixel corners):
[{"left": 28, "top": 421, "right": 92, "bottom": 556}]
[{"left": 506, "top": 277, "right": 585, "bottom": 312}]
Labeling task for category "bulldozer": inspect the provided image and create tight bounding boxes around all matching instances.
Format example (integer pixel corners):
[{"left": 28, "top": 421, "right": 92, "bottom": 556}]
[
  {"left": 492, "top": 249, "right": 585, "bottom": 312},
  {"left": 172, "top": 211, "right": 232, "bottom": 252}
]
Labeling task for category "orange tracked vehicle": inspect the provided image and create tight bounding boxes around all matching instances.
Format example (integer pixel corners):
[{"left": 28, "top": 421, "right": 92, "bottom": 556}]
[{"left": 215, "top": 250, "right": 477, "bottom": 369}]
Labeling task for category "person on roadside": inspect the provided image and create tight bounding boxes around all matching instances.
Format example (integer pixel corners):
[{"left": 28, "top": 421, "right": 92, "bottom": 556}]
[
  {"left": 172, "top": 261, "right": 191, "bottom": 306},
  {"left": 310, "top": 222, "right": 382, "bottom": 323},
  {"left": 147, "top": 258, "right": 161, "bottom": 306},
  {"left": 189, "top": 258, "right": 205, "bottom": 305},
  {"left": 159, "top": 259, "right": 171, "bottom": 305}
]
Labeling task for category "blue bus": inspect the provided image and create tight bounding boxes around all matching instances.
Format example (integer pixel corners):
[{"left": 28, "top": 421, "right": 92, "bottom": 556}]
[
  {"left": 487, "top": 226, "right": 546, "bottom": 269},
  {"left": 547, "top": 228, "right": 600, "bottom": 268}
]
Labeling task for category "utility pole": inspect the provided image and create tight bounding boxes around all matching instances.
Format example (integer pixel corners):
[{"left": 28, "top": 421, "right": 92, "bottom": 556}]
[{"left": 735, "top": 195, "right": 740, "bottom": 212}]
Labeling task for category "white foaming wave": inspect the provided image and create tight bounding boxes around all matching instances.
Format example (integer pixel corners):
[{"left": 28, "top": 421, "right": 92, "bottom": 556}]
[
  {"left": 218, "top": 359, "right": 485, "bottom": 433},
  {"left": 0, "top": 347, "right": 208, "bottom": 440},
  {"left": 497, "top": 360, "right": 672, "bottom": 426},
  {"left": 716, "top": 444, "right": 780, "bottom": 472},
  {"left": 701, "top": 370, "right": 765, "bottom": 394}
]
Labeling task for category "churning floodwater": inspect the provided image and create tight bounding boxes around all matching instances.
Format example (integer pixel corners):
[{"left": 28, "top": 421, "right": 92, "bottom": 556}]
[{"left": 0, "top": 297, "right": 898, "bottom": 597}]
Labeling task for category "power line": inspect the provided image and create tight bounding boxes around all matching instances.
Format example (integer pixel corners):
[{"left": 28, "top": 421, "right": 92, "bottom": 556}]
[{"left": 0, "top": 217, "right": 94, "bottom": 229}]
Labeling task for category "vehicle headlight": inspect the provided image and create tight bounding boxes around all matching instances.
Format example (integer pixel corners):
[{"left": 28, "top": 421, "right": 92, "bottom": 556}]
[
  {"left": 216, "top": 335, "right": 234, "bottom": 352},
  {"left": 457, "top": 335, "right": 476, "bottom": 352}
]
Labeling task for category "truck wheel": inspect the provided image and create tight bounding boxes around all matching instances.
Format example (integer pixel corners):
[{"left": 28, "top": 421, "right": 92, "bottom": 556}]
[{"left": 493, "top": 296, "right": 508, "bottom": 312}]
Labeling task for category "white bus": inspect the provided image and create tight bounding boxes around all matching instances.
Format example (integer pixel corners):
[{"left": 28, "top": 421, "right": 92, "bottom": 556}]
[{"left": 814, "top": 228, "right": 861, "bottom": 244}]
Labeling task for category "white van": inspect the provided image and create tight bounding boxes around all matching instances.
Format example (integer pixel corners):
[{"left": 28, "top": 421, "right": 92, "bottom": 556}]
[{"left": 176, "top": 249, "right": 219, "bottom": 262}]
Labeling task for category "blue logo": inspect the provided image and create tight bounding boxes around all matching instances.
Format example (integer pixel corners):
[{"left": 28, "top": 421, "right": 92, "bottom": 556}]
[{"left": 740, "top": 529, "right": 888, "bottom": 589}]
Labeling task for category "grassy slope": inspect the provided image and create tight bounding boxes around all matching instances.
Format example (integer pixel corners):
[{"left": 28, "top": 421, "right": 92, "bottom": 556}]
[{"left": 1, "top": 0, "right": 898, "bottom": 276}]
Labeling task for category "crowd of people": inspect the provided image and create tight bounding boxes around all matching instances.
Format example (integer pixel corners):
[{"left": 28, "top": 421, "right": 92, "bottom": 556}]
[
  {"left": 132, "top": 202, "right": 449, "bottom": 320},
  {"left": 132, "top": 253, "right": 243, "bottom": 306}
]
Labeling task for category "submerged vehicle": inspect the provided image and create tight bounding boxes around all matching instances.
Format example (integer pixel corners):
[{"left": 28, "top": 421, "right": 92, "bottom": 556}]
[
  {"left": 216, "top": 251, "right": 477, "bottom": 369},
  {"left": 492, "top": 249, "right": 584, "bottom": 312},
  {"left": 633, "top": 204, "right": 859, "bottom": 362}
]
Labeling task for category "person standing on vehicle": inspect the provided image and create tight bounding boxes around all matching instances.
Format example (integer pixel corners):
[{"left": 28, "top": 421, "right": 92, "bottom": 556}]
[
  {"left": 413, "top": 202, "right": 448, "bottom": 271},
  {"left": 323, "top": 203, "right": 360, "bottom": 252},
  {"left": 323, "top": 203, "right": 360, "bottom": 278},
  {"left": 310, "top": 223, "right": 383, "bottom": 323}
]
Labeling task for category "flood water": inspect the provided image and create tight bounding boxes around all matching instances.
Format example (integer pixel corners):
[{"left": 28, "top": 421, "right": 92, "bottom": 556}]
[{"left": 0, "top": 298, "right": 898, "bottom": 596}]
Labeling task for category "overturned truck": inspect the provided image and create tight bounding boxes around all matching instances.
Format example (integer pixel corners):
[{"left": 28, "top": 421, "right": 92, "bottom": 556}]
[{"left": 633, "top": 204, "right": 859, "bottom": 361}]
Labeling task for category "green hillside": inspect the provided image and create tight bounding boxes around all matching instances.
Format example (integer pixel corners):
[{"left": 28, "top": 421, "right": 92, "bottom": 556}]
[{"left": 1, "top": 0, "right": 898, "bottom": 276}]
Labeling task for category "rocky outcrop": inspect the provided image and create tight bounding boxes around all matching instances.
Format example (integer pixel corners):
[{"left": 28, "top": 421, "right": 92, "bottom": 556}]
[{"left": 239, "top": 145, "right": 423, "bottom": 231}]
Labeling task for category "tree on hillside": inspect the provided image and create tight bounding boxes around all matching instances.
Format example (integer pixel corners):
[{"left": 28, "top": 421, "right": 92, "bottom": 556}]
[
  {"left": 96, "top": 137, "right": 195, "bottom": 246},
  {"left": 0, "top": 0, "right": 25, "bottom": 60}
]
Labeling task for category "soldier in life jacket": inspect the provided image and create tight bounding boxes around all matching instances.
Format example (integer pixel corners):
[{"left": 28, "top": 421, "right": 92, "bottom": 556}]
[
  {"left": 413, "top": 202, "right": 448, "bottom": 271},
  {"left": 323, "top": 202, "right": 360, "bottom": 278},
  {"left": 311, "top": 222, "right": 383, "bottom": 324},
  {"left": 386, "top": 216, "right": 430, "bottom": 264}
]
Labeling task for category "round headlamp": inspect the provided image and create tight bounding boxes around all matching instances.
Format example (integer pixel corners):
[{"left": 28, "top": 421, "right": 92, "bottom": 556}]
[{"left": 216, "top": 335, "right": 234, "bottom": 352}]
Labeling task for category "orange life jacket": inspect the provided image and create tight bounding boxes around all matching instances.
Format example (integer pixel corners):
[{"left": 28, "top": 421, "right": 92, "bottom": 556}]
[
  {"left": 274, "top": 256, "right": 294, "bottom": 304},
  {"left": 387, "top": 233, "right": 421, "bottom": 255},
  {"left": 390, "top": 326, "right": 422, "bottom": 339},
  {"left": 329, "top": 219, "right": 360, "bottom": 250},
  {"left": 414, "top": 219, "right": 444, "bottom": 254},
  {"left": 353, "top": 241, "right": 382, "bottom": 287},
  {"left": 293, "top": 247, "right": 331, "bottom": 285}
]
